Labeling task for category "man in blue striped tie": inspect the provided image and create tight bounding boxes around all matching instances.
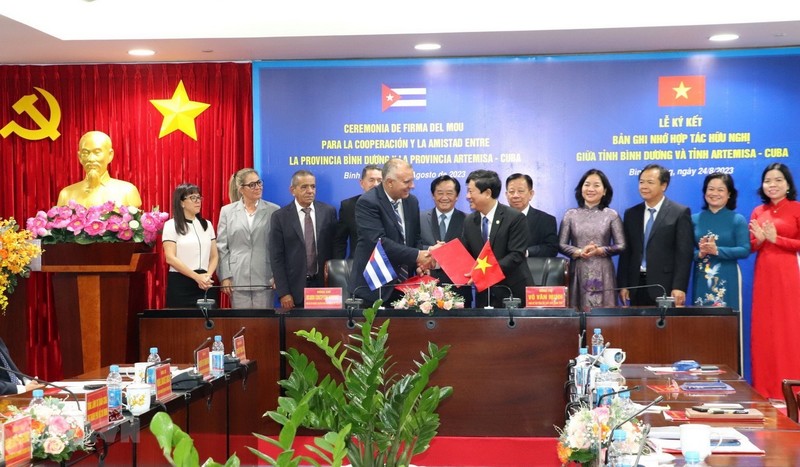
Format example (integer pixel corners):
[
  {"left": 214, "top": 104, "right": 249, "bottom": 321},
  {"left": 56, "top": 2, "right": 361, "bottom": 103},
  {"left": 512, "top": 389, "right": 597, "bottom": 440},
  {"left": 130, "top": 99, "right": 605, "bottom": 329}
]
[
  {"left": 349, "top": 159, "right": 435, "bottom": 306},
  {"left": 617, "top": 164, "right": 693, "bottom": 306}
]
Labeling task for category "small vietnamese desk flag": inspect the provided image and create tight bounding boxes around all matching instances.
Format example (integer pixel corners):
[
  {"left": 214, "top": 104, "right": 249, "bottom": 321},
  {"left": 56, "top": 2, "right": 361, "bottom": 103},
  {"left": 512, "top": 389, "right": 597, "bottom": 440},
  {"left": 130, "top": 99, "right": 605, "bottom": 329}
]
[
  {"left": 471, "top": 240, "right": 505, "bottom": 292},
  {"left": 658, "top": 75, "right": 706, "bottom": 107}
]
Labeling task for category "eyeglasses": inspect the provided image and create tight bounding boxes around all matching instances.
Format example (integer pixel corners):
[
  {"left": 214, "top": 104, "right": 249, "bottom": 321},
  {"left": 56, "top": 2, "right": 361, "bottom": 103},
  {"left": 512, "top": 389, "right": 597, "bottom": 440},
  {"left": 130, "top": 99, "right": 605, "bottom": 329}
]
[
  {"left": 185, "top": 195, "right": 203, "bottom": 202},
  {"left": 242, "top": 180, "right": 263, "bottom": 189}
]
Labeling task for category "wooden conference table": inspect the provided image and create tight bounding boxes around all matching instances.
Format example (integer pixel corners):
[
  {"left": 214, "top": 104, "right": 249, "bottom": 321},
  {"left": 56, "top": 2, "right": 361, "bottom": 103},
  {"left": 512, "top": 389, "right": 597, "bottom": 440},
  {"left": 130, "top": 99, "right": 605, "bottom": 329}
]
[
  {"left": 0, "top": 361, "right": 256, "bottom": 466},
  {"left": 620, "top": 364, "right": 800, "bottom": 466},
  {"left": 139, "top": 306, "right": 742, "bottom": 439}
]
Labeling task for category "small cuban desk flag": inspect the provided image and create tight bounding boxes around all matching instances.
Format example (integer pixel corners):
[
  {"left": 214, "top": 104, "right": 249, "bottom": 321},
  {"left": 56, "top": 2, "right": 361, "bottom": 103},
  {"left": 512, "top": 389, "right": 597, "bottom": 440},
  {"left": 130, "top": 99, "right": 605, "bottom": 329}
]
[
  {"left": 363, "top": 239, "right": 397, "bottom": 290},
  {"left": 471, "top": 240, "right": 505, "bottom": 292}
]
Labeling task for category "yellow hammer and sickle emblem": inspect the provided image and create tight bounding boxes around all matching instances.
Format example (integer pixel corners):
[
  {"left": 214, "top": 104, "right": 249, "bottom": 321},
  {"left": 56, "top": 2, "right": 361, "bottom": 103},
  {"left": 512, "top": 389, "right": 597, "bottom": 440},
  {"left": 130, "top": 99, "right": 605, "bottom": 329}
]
[{"left": 0, "top": 86, "right": 62, "bottom": 141}]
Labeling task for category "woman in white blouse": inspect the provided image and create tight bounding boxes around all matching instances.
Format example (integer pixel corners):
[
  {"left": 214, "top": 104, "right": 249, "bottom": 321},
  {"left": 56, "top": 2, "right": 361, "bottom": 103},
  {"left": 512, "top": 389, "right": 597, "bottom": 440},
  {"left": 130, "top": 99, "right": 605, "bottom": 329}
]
[{"left": 162, "top": 183, "right": 219, "bottom": 308}]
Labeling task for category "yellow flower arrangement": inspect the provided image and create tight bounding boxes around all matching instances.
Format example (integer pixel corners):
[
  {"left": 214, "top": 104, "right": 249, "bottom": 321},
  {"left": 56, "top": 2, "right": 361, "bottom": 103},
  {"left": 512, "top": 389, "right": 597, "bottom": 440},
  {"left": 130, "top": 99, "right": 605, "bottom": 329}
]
[{"left": 0, "top": 218, "right": 42, "bottom": 313}]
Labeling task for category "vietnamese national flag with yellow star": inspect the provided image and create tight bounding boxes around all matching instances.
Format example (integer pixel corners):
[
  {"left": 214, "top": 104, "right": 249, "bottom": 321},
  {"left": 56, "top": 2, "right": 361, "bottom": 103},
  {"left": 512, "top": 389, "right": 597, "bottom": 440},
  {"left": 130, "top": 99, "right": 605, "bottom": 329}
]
[
  {"left": 471, "top": 240, "right": 505, "bottom": 292},
  {"left": 658, "top": 75, "right": 705, "bottom": 107}
]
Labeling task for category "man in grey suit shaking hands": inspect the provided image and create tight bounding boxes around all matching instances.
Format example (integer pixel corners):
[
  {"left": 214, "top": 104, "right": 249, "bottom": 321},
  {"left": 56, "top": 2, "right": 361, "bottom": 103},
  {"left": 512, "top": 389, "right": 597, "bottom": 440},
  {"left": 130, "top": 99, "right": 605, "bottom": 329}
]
[
  {"left": 349, "top": 159, "right": 435, "bottom": 305},
  {"left": 617, "top": 164, "right": 694, "bottom": 306}
]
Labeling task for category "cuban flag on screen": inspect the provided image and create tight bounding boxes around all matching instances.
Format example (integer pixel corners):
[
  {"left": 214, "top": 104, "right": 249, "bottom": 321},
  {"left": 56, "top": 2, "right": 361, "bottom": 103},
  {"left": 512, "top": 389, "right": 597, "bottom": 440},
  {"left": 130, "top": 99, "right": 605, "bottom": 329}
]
[
  {"left": 382, "top": 84, "right": 427, "bottom": 112},
  {"left": 363, "top": 239, "right": 397, "bottom": 290}
]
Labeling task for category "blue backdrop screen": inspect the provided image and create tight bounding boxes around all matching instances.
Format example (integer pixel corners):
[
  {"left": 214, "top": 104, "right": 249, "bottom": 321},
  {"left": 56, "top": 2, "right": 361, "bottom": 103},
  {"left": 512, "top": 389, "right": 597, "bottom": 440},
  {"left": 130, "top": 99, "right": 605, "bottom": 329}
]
[{"left": 254, "top": 49, "right": 800, "bottom": 379}]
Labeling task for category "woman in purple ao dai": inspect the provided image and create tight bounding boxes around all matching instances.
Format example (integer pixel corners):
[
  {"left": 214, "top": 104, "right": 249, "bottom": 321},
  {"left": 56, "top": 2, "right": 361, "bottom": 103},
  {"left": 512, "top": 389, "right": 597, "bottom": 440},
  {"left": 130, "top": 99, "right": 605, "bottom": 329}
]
[{"left": 558, "top": 169, "right": 626, "bottom": 310}]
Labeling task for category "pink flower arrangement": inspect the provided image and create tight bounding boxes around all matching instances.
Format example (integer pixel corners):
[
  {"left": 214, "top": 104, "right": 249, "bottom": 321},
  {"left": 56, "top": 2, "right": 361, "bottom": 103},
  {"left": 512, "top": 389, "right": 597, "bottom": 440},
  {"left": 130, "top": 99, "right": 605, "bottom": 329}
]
[
  {"left": 392, "top": 280, "right": 465, "bottom": 314},
  {"left": 3, "top": 396, "right": 90, "bottom": 463},
  {"left": 26, "top": 200, "right": 168, "bottom": 245}
]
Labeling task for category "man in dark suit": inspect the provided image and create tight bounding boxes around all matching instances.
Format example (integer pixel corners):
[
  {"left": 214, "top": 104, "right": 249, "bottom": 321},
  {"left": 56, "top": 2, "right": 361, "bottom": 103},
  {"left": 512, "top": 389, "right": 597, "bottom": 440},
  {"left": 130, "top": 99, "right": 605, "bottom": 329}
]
[
  {"left": 350, "top": 159, "right": 434, "bottom": 305},
  {"left": 462, "top": 170, "right": 533, "bottom": 308},
  {"left": 617, "top": 164, "right": 694, "bottom": 306},
  {"left": 0, "top": 338, "right": 42, "bottom": 395},
  {"left": 333, "top": 164, "right": 383, "bottom": 259},
  {"left": 420, "top": 175, "right": 471, "bottom": 304},
  {"left": 505, "top": 173, "right": 558, "bottom": 257},
  {"left": 269, "top": 169, "right": 337, "bottom": 308}
]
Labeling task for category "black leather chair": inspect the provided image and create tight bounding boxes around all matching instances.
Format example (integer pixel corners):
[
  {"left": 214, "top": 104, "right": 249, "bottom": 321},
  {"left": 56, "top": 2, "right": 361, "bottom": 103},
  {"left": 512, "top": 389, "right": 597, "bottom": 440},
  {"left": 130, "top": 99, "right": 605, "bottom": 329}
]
[
  {"left": 782, "top": 379, "right": 800, "bottom": 422},
  {"left": 325, "top": 259, "right": 353, "bottom": 291},
  {"left": 526, "top": 257, "right": 569, "bottom": 287}
]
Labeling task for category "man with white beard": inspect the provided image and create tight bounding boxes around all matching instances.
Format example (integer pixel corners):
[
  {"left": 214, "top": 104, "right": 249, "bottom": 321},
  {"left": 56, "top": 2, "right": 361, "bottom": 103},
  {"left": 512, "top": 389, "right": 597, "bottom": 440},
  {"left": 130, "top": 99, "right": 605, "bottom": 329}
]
[{"left": 57, "top": 131, "right": 142, "bottom": 207}]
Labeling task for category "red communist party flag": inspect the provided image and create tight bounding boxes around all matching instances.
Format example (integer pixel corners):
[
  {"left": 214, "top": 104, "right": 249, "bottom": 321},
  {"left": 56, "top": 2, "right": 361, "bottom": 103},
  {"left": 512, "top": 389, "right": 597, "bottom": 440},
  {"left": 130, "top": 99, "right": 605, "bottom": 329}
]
[
  {"left": 658, "top": 75, "right": 706, "bottom": 107},
  {"left": 471, "top": 241, "right": 506, "bottom": 292}
]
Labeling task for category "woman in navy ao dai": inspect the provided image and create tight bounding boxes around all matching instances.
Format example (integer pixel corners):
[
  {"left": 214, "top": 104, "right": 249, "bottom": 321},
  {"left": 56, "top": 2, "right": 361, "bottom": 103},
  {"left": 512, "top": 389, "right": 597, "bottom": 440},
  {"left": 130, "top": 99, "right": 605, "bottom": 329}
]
[{"left": 690, "top": 173, "right": 749, "bottom": 310}]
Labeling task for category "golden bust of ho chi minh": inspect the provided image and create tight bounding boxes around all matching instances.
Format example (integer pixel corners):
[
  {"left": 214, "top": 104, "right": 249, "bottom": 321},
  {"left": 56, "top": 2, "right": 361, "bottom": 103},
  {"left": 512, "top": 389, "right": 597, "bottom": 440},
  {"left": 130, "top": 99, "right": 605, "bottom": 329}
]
[{"left": 57, "top": 131, "right": 142, "bottom": 208}]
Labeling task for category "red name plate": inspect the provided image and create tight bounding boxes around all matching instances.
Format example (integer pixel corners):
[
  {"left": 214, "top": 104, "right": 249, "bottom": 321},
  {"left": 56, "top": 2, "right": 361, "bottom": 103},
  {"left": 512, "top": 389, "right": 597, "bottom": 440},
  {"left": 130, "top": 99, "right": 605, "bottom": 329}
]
[
  {"left": 304, "top": 287, "right": 343, "bottom": 309},
  {"left": 525, "top": 286, "right": 568, "bottom": 308},
  {"left": 3, "top": 415, "right": 32, "bottom": 467},
  {"left": 155, "top": 364, "right": 173, "bottom": 401},
  {"left": 196, "top": 347, "right": 211, "bottom": 376},
  {"left": 233, "top": 335, "right": 247, "bottom": 362},
  {"left": 86, "top": 386, "right": 110, "bottom": 430}
]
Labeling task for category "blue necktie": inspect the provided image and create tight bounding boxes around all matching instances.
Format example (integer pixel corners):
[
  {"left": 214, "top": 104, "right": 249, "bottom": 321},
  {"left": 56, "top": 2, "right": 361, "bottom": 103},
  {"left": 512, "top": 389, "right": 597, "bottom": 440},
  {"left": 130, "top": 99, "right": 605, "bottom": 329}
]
[
  {"left": 391, "top": 200, "right": 405, "bottom": 243},
  {"left": 642, "top": 208, "right": 656, "bottom": 269},
  {"left": 439, "top": 213, "right": 447, "bottom": 240},
  {"left": 391, "top": 200, "right": 409, "bottom": 280},
  {"left": 481, "top": 216, "right": 489, "bottom": 242},
  {"left": 0, "top": 351, "right": 21, "bottom": 385}
]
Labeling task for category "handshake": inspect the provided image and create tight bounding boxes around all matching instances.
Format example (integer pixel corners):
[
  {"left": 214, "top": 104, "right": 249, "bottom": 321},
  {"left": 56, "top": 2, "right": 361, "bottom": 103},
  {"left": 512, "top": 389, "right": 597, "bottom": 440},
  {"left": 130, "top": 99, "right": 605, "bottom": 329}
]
[{"left": 416, "top": 249, "right": 436, "bottom": 271}]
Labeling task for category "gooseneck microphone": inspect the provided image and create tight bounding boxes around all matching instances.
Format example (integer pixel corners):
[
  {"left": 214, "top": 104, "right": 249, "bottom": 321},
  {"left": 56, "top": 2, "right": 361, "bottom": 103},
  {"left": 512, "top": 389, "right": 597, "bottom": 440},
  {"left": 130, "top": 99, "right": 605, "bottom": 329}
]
[
  {"left": 584, "top": 282, "right": 675, "bottom": 328},
  {"left": 197, "top": 284, "right": 273, "bottom": 329},
  {"left": 602, "top": 395, "right": 665, "bottom": 465},
  {"left": 192, "top": 337, "right": 212, "bottom": 365},
  {"left": 0, "top": 365, "right": 81, "bottom": 411}
]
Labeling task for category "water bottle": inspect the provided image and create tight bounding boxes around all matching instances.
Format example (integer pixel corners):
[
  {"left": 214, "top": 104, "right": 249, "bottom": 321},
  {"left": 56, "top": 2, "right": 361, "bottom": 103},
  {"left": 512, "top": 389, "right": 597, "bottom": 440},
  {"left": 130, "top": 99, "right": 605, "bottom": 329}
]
[
  {"left": 574, "top": 347, "right": 593, "bottom": 397},
  {"left": 210, "top": 335, "right": 225, "bottom": 377},
  {"left": 594, "top": 364, "right": 618, "bottom": 406},
  {"left": 607, "top": 429, "right": 633, "bottom": 467},
  {"left": 684, "top": 451, "right": 702, "bottom": 465},
  {"left": 617, "top": 389, "right": 636, "bottom": 418},
  {"left": 591, "top": 328, "right": 605, "bottom": 356},
  {"left": 146, "top": 347, "right": 161, "bottom": 395},
  {"left": 28, "top": 389, "right": 45, "bottom": 407},
  {"left": 107, "top": 364, "right": 124, "bottom": 421}
]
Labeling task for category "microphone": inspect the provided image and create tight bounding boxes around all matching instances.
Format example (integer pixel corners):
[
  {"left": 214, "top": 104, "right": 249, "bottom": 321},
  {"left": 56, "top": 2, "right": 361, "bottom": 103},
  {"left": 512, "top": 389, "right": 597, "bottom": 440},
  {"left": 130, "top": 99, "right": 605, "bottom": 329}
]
[
  {"left": 585, "top": 282, "right": 672, "bottom": 305},
  {"left": 197, "top": 284, "right": 274, "bottom": 329},
  {"left": 192, "top": 337, "right": 212, "bottom": 366},
  {"left": 603, "top": 395, "right": 665, "bottom": 465},
  {"left": 0, "top": 364, "right": 81, "bottom": 411},
  {"left": 349, "top": 284, "right": 398, "bottom": 308},
  {"left": 478, "top": 284, "right": 521, "bottom": 309},
  {"left": 197, "top": 289, "right": 216, "bottom": 329},
  {"left": 584, "top": 282, "right": 674, "bottom": 327},
  {"left": 145, "top": 357, "right": 172, "bottom": 372}
]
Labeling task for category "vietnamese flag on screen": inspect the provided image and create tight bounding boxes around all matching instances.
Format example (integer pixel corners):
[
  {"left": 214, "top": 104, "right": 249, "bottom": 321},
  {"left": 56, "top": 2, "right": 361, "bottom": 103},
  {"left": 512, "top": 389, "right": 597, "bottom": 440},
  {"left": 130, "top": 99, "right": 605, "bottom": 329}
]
[
  {"left": 471, "top": 241, "right": 506, "bottom": 292},
  {"left": 658, "top": 75, "right": 706, "bottom": 106}
]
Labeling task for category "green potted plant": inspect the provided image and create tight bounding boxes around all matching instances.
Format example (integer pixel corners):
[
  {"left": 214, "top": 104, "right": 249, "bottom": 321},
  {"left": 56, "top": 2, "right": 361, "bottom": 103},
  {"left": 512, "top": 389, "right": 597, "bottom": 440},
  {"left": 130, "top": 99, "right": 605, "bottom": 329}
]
[{"left": 276, "top": 301, "right": 452, "bottom": 467}]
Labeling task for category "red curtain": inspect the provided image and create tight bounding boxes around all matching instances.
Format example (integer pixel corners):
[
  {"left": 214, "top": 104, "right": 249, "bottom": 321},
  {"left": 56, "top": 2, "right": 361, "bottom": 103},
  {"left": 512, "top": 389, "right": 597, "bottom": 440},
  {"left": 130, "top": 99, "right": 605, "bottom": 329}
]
[{"left": 0, "top": 63, "right": 253, "bottom": 379}]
